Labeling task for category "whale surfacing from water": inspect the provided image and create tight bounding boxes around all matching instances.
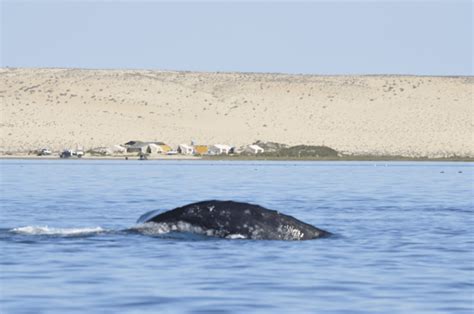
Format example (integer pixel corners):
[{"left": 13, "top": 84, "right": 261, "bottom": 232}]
[{"left": 137, "top": 200, "right": 330, "bottom": 240}]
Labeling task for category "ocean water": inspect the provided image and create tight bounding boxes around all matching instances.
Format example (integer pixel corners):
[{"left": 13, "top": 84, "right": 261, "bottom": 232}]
[{"left": 0, "top": 160, "right": 473, "bottom": 314}]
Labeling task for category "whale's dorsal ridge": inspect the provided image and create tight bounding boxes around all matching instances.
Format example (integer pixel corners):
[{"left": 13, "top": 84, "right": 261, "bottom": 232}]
[{"left": 139, "top": 200, "right": 330, "bottom": 240}]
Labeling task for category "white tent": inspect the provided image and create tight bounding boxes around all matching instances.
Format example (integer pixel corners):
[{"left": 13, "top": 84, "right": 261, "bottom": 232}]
[
  {"left": 110, "top": 145, "right": 127, "bottom": 154},
  {"left": 178, "top": 144, "right": 194, "bottom": 155},
  {"left": 244, "top": 144, "right": 264, "bottom": 154},
  {"left": 147, "top": 143, "right": 164, "bottom": 154},
  {"left": 208, "top": 144, "right": 232, "bottom": 155}
]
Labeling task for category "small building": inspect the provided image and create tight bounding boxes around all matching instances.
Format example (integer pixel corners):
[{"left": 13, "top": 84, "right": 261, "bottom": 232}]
[
  {"left": 124, "top": 141, "right": 168, "bottom": 154},
  {"left": 124, "top": 141, "right": 148, "bottom": 153},
  {"left": 146, "top": 143, "right": 164, "bottom": 154},
  {"left": 177, "top": 144, "right": 194, "bottom": 155},
  {"left": 110, "top": 145, "right": 127, "bottom": 154},
  {"left": 158, "top": 144, "right": 172, "bottom": 153},
  {"left": 208, "top": 144, "right": 233, "bottom": 155},
  {"left": 244, "top": 144, "right": 264, "bottom": 154},
  {"left": 193, "top": 145, "right": 209, "bottom": 155}
]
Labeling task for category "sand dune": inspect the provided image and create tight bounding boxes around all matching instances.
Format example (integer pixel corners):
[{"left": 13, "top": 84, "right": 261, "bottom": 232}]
[{"left": 0, "top": 68, "right": 472, "bottom": 157}]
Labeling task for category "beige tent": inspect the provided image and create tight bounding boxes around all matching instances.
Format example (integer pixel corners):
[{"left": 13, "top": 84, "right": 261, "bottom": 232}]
[
  {"left": 146, "top": 143, "right": 164, "bottom": 154},
  {"left": 177, "top": 144, "right": 194, "bottom": 155}
]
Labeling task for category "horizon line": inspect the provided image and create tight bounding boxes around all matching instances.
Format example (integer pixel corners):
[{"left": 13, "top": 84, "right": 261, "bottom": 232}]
[{"left": 1, "top": 66, "right": 472, "bottom": 78}]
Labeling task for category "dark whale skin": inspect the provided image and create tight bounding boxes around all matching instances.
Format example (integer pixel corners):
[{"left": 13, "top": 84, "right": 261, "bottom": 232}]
[{"left": 139, "top": 200, "right": 331, "bottom": 240}]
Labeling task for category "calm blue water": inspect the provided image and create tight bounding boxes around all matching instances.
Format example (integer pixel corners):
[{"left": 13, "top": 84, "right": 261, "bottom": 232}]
[{"left": 0, "top": 160, "right": 473, "bottom": 313}]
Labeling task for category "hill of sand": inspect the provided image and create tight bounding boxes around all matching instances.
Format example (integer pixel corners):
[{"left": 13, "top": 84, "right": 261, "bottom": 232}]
[{"left": 0, "top": 68, "right": 472, "bottom": 157}]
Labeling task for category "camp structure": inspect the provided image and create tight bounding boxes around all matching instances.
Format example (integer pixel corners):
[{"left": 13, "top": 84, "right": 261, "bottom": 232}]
[
  {"left": 177, "top": 144, "right": 194, "bottom": 155},
  {"left": 243, "top": 144, "right": 264, "bottom": 154},
  {"left": 193, "top": 145, "right": 209, "bottom": 155},
  {"left": 110, "top": 145, "right": 127, "bottom": 154},
  {"left": 208, "top": 144, "right": 233, "bottom": 155},
  {"left": 158, "top": 144, "right": 172, "bottom": 153},
  {"left": 124, "top": 141, "right": 149, "bottom": 153},
  {"left": 89, "top": 145, "right": 126, "bottom": 156},
  {"left": 146, "top": 143, "right": 164, "bottom": 154},
  {"left": 124, "top": 141, "right": 168, "bottom": 154}
]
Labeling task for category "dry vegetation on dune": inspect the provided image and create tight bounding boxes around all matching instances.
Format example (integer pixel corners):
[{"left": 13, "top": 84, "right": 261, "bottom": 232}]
[{"left": 0, "top": 68, "right": 472, "bottom": 158}]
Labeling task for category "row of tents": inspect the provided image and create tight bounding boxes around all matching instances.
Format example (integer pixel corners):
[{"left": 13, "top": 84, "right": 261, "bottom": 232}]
[{"left": 89, "top": 141, "right": 265, "bottom": 156}]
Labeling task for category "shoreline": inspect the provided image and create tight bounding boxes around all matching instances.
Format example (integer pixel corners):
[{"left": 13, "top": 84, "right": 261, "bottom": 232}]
[
  {"left": 1, "top": 155, "right": 472, "bottom": 162},
  {"left": 0, "top": 155, "right": 200, "bottom": 161}
]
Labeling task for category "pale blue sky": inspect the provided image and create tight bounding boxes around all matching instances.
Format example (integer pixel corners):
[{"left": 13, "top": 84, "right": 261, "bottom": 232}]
[{"left": 1, "top": 0, "right": 472, "bottom": 75}]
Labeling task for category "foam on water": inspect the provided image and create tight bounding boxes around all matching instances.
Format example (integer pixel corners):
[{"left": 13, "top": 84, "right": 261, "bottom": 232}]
[
  {"left": 11, "top": 226, "right": 106, "bottom": 236},
  {"left": 130, "top": 222, "right": 248, "bottom": 239},
  {"left": 225, "top": 233, "right": 247, "bottom": 239},
  {"left": 10, "top": 223, "right": 250, "bottom": 240},
  {"left": 131, "top": 221, "right": 207, "bottom": 235}
]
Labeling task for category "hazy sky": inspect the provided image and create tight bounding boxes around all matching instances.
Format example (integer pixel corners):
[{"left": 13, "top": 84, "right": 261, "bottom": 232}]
[{"left": 1, "top": 0, "right": 472, "bottom": 75}]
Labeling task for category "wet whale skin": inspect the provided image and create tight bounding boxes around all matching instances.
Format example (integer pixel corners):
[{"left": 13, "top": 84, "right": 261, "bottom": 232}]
[{"left": 139, "top": 200, "right": 331, "bottom": 240}]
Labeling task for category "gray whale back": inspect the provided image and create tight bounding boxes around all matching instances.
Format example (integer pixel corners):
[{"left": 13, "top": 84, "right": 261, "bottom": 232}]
[{"left": 139, "top": 200, "right": 330, "bottom": 240}]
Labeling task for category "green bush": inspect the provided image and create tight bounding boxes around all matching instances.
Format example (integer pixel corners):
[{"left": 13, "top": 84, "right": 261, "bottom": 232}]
[{"left": 262, "top": 145, "right": 338, "bottom": 158}]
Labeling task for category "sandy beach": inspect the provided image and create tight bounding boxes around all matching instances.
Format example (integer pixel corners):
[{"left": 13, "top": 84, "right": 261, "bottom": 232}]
[{"left": 1, "top": 68, "right": 472, "bottom": 158}]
